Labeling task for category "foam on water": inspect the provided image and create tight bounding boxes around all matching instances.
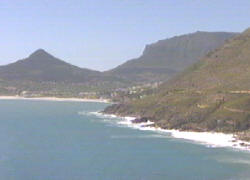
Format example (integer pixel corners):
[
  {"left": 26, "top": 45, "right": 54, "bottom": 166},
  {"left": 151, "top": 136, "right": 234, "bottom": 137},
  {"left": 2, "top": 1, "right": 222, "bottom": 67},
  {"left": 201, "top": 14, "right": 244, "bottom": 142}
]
[
  {"left": 217, "top": 157, "right": 250, "bottom": 165},
  {"left": 1, "top": 99, "right": 249, "bottom": 180},
  {"left": 78, "top": 111, "right": 250, "bottom": 152},
  {"left": 110, "top": 134, "right": 167, "bottom": 139}
]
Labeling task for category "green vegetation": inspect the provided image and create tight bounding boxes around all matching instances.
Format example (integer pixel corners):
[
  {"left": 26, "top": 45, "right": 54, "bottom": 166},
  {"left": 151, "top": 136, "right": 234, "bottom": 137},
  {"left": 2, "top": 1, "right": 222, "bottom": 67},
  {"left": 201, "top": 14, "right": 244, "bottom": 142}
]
[{"left": 104, "top": 28, "right": 250, "bottom": 141}]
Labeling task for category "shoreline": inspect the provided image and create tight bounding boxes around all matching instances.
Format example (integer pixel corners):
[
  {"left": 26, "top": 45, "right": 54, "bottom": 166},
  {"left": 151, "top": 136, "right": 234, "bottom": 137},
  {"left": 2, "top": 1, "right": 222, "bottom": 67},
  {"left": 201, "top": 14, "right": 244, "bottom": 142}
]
[
  {"left": 0, "top": 96, "right": 110, "bottom": 103},
  {"left": 99, "top": 113, "right": 250, "bottom": 152}
]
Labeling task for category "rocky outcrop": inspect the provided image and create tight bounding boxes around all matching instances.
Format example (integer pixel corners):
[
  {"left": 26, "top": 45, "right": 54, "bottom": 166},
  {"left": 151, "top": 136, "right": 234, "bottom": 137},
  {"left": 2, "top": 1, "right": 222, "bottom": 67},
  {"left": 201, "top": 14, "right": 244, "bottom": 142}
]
[{"left": 132, "top": 117, "right": 149, "bottom": 124}]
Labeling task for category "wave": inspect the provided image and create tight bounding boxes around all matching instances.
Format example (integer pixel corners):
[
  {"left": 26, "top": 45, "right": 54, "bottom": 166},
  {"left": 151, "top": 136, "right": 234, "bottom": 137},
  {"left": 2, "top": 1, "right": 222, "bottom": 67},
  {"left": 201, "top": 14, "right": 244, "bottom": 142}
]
[
  {"left": 110, "top": 134, "right": 167, "bottom": 139},
  {"left": 217, "top": 157, "right": 250, "bottom": 165},
  {"left": 79, "top": 111, "right": 118, "bottom": 118},
  {"left": 78, "top": 111, "right": 250, "bottom": 152}
]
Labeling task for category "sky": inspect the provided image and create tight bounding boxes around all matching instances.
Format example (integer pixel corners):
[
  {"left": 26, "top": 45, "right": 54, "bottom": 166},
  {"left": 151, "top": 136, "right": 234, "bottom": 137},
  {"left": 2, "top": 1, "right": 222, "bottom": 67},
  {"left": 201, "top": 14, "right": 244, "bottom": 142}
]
[{"left": 0, "top": 0, "right": 249, "bottom": 71}]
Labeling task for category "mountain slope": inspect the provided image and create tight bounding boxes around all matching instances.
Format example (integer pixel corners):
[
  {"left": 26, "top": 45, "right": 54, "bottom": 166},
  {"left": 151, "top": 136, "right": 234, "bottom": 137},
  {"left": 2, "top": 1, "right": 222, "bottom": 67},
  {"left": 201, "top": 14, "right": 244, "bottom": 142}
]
[
  {"left": 105, "top": 28, "right": 250, "bottom": 139},
  {"left": 107, "top": 31, "right": 237, "bottom": 82},
  {"left": 0, "top": 49, "right": 101, "bottom": 83},
  {"left": 0, "top": 49, "right": 130, "bottom": 96}
]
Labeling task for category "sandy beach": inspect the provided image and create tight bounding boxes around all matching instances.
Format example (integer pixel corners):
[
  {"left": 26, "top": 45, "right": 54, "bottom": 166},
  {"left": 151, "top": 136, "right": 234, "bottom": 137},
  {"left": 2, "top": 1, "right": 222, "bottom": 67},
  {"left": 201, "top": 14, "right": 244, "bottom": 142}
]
[
  {"left": 0, "top": 96, "right": 110, "bottom": 103},
  {"left": 99, "top": 113, "right": 250, "bottom": 152}
]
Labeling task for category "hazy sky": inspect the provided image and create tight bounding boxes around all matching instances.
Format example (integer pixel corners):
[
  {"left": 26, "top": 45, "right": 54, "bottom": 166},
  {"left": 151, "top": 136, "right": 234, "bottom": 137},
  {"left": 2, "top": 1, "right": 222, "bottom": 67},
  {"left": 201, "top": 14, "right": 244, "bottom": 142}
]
[{"left": 0, "top": 0, "right": 249, "bottom": 71}]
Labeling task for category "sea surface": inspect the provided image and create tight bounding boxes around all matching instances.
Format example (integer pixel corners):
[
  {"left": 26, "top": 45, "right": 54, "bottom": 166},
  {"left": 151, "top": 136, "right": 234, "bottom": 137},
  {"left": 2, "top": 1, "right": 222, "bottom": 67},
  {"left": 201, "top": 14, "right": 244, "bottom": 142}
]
[{"left": 0, "top": 100, "right": 249, "bottom": 180}]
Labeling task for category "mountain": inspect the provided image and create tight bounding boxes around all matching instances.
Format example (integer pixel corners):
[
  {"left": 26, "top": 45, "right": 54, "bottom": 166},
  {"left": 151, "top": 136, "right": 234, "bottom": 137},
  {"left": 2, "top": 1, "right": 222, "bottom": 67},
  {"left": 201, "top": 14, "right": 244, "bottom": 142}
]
[
  {"left": 0, "top": 49, "right": 128, "bottom": 97},
  {"left": 107, "top": 31, "right": 237, "bottom": 82},
  {"left": 0, "top": 49, "right": 101, "bottom": 83},
  {"left": 104, "top": 28, "right": 250, "bottom": 141},
  {"left": 0, "top": 32, "right": 237, "bottom": 85}
]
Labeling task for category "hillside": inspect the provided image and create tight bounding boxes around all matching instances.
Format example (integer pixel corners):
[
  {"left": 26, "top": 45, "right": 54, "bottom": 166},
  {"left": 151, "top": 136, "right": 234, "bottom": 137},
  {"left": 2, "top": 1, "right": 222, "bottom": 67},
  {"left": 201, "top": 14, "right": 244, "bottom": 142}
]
[
  {"left": 104, "top": 28, "right": 250, "bottom": 141},
  {"left": 0, "top": 49, "right": 102, "bottom": 82},
  {"left": 0, "top": 49, "right": 127, "bottom": 97},
  {"left": 107, "top": 31, "right": 237, "bottom": 82}
]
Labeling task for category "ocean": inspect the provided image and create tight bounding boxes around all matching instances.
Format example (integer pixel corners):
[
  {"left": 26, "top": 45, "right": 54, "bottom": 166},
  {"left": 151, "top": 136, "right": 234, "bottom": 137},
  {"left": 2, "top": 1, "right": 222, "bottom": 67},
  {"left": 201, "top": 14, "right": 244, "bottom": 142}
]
[{"left": 0, "top": 100, "right": 249, "bottom": 180}]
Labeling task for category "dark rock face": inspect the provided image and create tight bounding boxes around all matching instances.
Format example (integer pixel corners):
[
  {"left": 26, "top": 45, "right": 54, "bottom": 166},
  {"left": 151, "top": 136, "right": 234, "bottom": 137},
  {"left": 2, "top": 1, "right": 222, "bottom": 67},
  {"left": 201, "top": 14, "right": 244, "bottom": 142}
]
[{"left": 132, "top": 117, "right": 148, "bottom": 124}]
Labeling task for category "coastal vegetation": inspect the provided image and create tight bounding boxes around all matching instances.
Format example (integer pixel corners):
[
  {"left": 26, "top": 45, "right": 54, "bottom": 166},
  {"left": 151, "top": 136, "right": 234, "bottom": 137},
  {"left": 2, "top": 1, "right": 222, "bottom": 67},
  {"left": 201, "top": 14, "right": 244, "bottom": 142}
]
[{"left": 104, "top": 28, "right": 250, "bottom": 142}]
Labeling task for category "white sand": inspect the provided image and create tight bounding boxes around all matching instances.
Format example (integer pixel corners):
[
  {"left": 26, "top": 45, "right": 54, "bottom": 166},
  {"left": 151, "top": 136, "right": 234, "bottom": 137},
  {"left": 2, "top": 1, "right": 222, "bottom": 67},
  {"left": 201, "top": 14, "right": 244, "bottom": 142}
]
[{"left": 0, "top": 96, "right": 110, "bottom": 103}]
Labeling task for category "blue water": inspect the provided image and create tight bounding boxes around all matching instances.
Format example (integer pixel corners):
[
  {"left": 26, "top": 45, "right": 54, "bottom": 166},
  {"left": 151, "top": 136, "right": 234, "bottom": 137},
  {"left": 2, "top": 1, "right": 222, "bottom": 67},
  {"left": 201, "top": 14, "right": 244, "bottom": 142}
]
[{"left": 0, "top": 100, "right": 249, "bottom": 180}]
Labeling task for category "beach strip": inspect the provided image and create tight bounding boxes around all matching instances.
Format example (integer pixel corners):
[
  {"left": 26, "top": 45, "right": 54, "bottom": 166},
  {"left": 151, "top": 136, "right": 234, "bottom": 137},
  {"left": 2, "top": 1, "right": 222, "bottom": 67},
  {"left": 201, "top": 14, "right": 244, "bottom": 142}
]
[{"left": 0, "top": 96, "right": 110, "bottom": 103}]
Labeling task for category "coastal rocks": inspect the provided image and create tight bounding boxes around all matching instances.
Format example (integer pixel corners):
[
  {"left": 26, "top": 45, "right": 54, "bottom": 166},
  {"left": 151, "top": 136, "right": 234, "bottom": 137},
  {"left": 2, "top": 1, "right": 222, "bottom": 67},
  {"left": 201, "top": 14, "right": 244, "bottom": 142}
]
[
  {"left": 132, "top": 117, "right": 149, "bottom": 124},
  {"left": 239, "top": 142, "right": 250, "bottom": 148}
]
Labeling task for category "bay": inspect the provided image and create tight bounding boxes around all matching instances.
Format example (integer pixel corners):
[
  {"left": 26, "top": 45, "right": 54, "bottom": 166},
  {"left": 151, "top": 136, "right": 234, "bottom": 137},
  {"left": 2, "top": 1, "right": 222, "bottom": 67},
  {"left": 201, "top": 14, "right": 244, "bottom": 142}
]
[{"left": 0, "top": 100, "right": 249, "bottom": 180}]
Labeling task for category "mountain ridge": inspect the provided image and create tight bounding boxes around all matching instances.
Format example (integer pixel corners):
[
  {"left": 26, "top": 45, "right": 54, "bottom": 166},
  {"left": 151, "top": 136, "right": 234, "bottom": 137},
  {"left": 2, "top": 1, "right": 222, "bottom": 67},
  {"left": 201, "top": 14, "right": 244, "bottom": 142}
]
[
  {"left": 107, "top": 31, "right": 238, "bottom": 82},
  {"left": 0, "top": 31, "right": 241, "bottom": 98}
]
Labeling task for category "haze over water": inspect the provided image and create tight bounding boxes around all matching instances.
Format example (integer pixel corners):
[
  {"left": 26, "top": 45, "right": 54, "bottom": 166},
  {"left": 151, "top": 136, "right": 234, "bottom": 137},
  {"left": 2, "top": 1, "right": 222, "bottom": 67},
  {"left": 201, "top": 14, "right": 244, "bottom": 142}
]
[{"left": 0, "top": 100, "right": 249, "bottom": 180}]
